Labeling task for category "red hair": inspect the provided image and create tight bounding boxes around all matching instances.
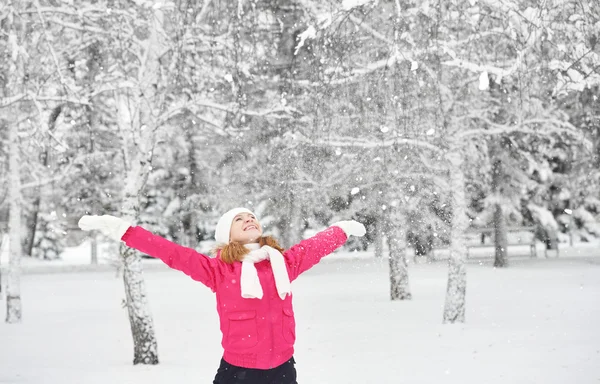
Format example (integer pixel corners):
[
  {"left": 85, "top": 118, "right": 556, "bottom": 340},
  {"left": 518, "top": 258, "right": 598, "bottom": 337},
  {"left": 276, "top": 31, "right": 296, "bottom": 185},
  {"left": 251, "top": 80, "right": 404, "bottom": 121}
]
[{"left": 213, "top": 236, "right": 285, "bottom": 264}]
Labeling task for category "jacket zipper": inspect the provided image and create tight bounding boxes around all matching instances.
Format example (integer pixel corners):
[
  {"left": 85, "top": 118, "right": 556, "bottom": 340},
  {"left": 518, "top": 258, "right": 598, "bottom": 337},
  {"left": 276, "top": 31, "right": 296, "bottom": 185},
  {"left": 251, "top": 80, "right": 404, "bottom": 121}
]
[{"left": 267, "top": 262, "right": 274, "bottom": 368}]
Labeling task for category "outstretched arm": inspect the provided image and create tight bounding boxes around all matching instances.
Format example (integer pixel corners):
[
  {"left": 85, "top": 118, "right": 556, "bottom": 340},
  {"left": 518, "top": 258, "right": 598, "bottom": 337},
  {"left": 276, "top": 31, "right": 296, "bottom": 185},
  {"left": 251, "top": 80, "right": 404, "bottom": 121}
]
[
  {"left": 283, "top": 220, "right": 365, "bottom": 281},
  {"left": 78, "top": 215, "right": 221, "bottom": 291}
]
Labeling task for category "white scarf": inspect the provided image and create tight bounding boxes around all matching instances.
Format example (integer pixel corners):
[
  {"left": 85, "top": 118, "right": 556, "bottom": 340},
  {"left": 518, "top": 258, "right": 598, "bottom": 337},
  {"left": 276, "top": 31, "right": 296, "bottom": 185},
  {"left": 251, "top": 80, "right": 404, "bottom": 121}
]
[{"left": 241, "top": 243, "right": 291, "bottom": 300}]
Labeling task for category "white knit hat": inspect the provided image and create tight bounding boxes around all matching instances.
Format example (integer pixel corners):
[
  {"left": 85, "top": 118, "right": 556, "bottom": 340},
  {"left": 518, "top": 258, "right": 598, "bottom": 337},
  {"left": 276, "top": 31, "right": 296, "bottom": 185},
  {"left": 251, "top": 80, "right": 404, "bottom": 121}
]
[{"left": 214, "top": 207, "right": 256, "bottom": 244}]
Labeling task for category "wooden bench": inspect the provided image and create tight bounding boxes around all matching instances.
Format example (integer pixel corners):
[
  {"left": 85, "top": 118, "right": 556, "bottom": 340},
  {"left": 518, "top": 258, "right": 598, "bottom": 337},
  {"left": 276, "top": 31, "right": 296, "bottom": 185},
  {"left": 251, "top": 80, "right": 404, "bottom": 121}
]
[{"left": 466, "top": 226, "right": 537, "bottom": 259}]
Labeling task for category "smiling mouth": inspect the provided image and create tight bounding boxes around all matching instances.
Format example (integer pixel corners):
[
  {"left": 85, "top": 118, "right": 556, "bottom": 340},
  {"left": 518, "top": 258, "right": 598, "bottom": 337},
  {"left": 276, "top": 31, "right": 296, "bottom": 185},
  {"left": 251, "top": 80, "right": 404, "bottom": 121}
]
[{"left": 244, "top": 225, "right": 258, "bottom": 231}]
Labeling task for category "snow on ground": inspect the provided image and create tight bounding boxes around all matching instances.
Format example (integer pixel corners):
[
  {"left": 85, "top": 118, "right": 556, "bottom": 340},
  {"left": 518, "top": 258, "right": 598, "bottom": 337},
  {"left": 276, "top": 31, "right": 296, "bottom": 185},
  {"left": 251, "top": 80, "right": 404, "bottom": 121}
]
[{"left": 1, "top": 248, "right": 599, "bottom": 384}]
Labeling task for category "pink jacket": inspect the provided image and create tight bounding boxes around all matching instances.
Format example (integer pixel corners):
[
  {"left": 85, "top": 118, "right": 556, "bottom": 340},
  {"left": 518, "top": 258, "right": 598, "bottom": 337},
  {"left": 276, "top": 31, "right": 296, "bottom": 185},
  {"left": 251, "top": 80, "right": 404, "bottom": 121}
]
[{"left": 121, "top": 225, "right": 348, "bottom": 369}]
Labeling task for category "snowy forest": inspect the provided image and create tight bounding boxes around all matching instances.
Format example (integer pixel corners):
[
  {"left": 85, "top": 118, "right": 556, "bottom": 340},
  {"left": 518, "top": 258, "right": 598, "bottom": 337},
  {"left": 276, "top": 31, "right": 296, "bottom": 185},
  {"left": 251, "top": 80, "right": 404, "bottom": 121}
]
[{"left": 1, "top": 0, "right": 600, "bottom": 378}]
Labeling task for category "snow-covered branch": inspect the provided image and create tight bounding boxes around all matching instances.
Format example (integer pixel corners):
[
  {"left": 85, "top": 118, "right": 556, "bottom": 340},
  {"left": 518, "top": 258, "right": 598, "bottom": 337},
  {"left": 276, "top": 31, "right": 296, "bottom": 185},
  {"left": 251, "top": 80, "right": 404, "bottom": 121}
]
[
  {"left": 419, "top": 153, "right": 448, "bottom": 172},
  {"left": 89, "top": 82, "right": 137, "bottom": 98},
  {"left": 191, "top": 99, "right": 294, "bottom": 117},
  {"left": 158, "top": 98, "right": 295, "bottom": 128},
  {"left": 460, "top": 116, "right": 582, "bottom": 140},
  {"left": 296, "top": 29, "right": 506, "bottom": 87},
  {"left": 46, "top": 17, "right": 143, "bottom": 47},
  {"left": 22, "top": 6, "right": 134, "bottom": 19},
  {"left": 34, "top": 0, "right": 69, "bottom": 90},
  {"left": 33, "top": 95, "right": 90, "bottom": 106},
  {"left": 347, "top": 14, "right": 393, "bottom": 46},
  {"left": 20, "top": 157, "right": 78, "bottom": 191},
  {"left": 0, "top": 94, "right": 27, "bottom": 108},
  {"left": 327, "top": 137, "right": 442, "bottom": 153},
  {"left": 287, "top": 132, "right": 443, "bottom": 154},
  {"left": 293, "top": 55, "right": 399, "bottom": 87},
  {"left": 1, "top": 93, "right": 90, "bottom": 108},
  {"left": 180, "top": 32, "right": 232, "bottom": 50},
  {"left": 45, "top": 17, "right": 111, "bottom": 36},
  {"left": 441, "top": 47, "right": 529, "bottom": 84},
  {"left": 158, "top": 101, "right": 227, "bottom": 134}
]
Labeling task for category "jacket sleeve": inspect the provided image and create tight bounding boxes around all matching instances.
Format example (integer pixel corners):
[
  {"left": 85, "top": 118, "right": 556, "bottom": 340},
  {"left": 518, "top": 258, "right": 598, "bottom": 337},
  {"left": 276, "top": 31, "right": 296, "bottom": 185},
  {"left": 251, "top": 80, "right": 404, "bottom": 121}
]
[
  {"left": 283, "top": 226, "right": 348, "bottom": 281},
  {"left": 121, "top": 226, "right": 221, "bottom": 291}
]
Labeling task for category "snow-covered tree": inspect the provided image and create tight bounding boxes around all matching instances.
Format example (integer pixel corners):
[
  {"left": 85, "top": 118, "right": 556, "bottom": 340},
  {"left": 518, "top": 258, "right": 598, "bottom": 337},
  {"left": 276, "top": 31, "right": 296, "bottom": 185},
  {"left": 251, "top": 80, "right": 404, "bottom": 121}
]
[
  {"left": 2, "top": 0, "right": 30, "bottom": 323},
  {"left": 289, "top": 0, "right": 592, "bottom": 320},
  {"left": 6, "top": 114, "right": 22, "bottom": 323}
]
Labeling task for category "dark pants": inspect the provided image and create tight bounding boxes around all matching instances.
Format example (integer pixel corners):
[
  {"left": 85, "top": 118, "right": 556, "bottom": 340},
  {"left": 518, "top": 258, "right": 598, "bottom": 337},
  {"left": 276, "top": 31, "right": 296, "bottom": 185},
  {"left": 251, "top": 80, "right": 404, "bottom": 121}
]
[{"left": 213, "top": 356, "right": 298, "bottom": 384}]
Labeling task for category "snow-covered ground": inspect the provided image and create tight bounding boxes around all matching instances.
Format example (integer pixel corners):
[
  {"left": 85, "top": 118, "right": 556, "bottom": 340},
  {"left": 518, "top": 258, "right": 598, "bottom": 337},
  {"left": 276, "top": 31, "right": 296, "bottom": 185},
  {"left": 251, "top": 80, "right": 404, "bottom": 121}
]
[{"left": 1, "top": 243, "right": 599, "bottom": 383}]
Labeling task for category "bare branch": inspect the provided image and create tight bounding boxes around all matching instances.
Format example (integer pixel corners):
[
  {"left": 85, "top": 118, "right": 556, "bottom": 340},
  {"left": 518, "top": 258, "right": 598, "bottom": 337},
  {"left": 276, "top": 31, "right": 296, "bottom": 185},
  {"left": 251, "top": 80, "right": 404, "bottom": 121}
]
[
  {"left": 34, "top": 0, "right": 69, "bottom": 90},
  {"left": 0, "top": 94, "right": 27, "bottom": 108}
]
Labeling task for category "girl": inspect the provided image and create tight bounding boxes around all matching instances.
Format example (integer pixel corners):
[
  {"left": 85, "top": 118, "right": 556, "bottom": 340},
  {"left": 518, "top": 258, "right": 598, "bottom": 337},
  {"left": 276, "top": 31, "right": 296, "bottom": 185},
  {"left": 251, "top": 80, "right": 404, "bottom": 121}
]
[{"left": 78, "top": 207, "right": 365, "bottom": 384}]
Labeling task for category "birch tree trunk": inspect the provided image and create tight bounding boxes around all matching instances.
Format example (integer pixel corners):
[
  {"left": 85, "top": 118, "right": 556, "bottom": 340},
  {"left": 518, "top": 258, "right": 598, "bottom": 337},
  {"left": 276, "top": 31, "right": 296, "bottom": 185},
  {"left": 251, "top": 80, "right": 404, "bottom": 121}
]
[
  {"left": 117, "top": 95, "right": 159, "bottom": 366},
  {"left": 112, "top": 4, "right": 169, "bottom": 365},
  {"left": 5, "top": 2, "right": 27, "bottom": 323},
  {"left": 120, "top": 154, "right": 158, "bottom": 364},
  {"left": 0, "top": 213, "right": 5, "bottom": 298},
  {"left": 6, "top": 116, "right": 22, "bottom": 323},
  {"left": 0, "top": 224, "right": 4, "bottom": 299},
  {"left": 387, "top": 211, "right": 411, "bottom": 300},
  {"left": 84, "top": 41, "right": 102, "bottom": 265},
  {"left": 442, "top": 150, "right": 468, "bottom": 323}
]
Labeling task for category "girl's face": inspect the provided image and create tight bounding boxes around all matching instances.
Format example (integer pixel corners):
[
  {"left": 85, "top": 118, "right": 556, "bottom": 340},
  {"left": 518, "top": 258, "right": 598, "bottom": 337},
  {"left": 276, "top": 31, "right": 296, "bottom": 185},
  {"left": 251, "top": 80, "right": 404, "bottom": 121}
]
[{"left": 229, "top": 212, "right": 262, "bottom": 244}]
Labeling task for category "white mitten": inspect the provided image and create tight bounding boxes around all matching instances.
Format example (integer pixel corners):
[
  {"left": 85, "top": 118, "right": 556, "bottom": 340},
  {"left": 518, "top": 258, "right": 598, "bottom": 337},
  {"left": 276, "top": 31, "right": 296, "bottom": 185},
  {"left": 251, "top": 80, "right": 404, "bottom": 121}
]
[
  {"left": 78, "top": 215, "right": 131, "bottom": 241},
  {"left": 331, "top": 220, "right": 366, "bottom": 237}
]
